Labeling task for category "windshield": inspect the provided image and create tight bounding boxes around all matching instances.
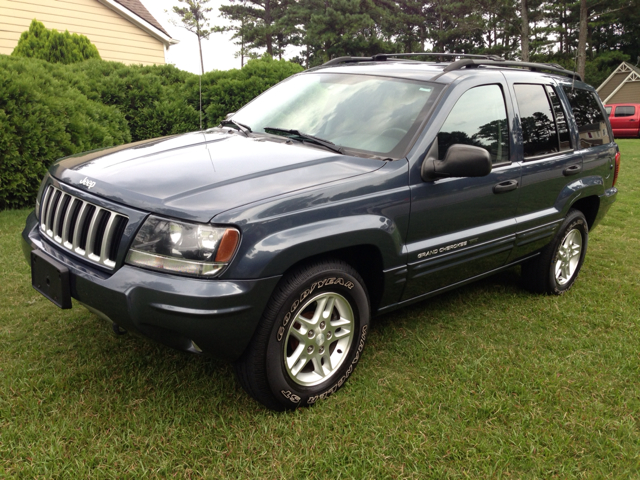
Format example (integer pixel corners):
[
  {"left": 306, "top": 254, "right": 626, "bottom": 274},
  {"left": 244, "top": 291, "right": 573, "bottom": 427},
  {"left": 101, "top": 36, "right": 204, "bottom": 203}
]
[{"left": 232, "top": 73, "right": 442, "bottom": 158}]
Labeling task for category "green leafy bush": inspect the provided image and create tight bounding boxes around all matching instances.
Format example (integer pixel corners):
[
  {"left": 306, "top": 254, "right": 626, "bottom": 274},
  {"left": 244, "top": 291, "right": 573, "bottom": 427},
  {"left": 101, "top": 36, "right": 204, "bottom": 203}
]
[
  {"left": 0, "top": 56, "right": 130, "bottom": 209},
  {"left": 0, "top": 52, "right": 302, "bottom": 209},
  {"left": 12, "top": 19, "right": 101, "bottom": 64}
]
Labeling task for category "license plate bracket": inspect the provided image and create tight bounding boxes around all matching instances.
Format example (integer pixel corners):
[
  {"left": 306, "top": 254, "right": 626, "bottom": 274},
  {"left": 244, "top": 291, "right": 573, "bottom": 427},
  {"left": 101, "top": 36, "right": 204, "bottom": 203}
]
[{"left": 31, "top": 250, "right": 72, "bottom": 309}]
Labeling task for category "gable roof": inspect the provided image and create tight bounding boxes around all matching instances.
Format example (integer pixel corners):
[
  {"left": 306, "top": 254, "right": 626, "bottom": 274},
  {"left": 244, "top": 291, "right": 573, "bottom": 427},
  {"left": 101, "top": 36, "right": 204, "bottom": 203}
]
[
  {"left": 597, "top": 62, "right": 640, "bottom": 103},
  {"left": 113, "top": 0, "right": 170, "bottom": 37},
  {"left": 97, "top": 0, "right": 178, "bottom": 47}
]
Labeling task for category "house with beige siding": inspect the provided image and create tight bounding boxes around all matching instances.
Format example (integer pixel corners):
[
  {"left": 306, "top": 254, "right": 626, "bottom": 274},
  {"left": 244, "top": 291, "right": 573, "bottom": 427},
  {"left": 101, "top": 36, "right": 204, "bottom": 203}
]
[
  {"left": 596, "top": 62, "right": 640, "bottom": 104},
  {"left": 0, "top": 0, "right": 177, "bottom": 65}
]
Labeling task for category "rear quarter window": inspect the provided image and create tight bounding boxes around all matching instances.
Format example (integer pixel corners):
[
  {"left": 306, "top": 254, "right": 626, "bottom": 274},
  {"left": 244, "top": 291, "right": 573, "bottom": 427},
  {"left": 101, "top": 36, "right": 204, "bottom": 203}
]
[{"left": 562, "top": 87, "right": 611, "bottom": 147}]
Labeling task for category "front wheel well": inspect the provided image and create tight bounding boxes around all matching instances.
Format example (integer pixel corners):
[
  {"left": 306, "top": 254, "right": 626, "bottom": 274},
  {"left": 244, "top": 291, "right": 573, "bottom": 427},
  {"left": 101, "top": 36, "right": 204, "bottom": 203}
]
[
  {"left": 570, "top": 195, "right": 600, "bottom": 230},
  {"left": 280, "top": 245, "right": 385, "bottom": 313}
]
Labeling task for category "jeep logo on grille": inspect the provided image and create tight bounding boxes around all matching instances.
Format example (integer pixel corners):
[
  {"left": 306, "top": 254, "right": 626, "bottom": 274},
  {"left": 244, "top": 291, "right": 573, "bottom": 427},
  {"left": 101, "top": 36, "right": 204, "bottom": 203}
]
[{"left": 79, "top": 177, "right": 96, "bottom": 189}]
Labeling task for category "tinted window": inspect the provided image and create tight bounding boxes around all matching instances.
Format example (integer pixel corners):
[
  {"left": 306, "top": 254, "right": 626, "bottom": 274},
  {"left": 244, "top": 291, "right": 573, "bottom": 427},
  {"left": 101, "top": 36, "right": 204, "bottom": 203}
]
[
  {"left": 563, "top": 87, "right": 611, "bottom": 147},
  {"left": 615, "top": 106, "right": 636, "bottom": 117},
  {"left": 438, "top": 85, "right": 509, "bottom": 164},
  {"left": 605, "top": 106, "right": 612, "bottom": 116},
  {"left": 546, "top": 86, "right": 572, "bottom": 151},
  {"left": 514, "top": 84, "right": 559, "bottom": 157}
]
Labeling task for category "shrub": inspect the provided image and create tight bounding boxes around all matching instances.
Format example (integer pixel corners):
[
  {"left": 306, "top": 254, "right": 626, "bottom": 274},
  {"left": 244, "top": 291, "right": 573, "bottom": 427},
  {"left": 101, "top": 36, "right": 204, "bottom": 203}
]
[
  {"left": 0, "top": 56, "right": 129, "bottom": 209},
  {"left": 12, "top": 19, "right": 101, "bottom": 64},
  {"left": 0, "top": 53, "right": 303, "bottom": 208}
]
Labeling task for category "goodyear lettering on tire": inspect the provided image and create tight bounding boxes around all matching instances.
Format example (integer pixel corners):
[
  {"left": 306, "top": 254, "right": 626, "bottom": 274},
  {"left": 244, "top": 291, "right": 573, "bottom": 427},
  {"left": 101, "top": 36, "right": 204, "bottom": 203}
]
[{"left": 277, "top": 277, "right": 355, "bottom": 342}]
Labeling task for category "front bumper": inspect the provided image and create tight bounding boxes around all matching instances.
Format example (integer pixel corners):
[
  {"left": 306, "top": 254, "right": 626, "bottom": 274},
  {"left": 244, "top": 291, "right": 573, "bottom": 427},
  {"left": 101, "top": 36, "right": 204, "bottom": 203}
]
[{"left": 22, "top": 211, "right": 281, "bottom": 361}]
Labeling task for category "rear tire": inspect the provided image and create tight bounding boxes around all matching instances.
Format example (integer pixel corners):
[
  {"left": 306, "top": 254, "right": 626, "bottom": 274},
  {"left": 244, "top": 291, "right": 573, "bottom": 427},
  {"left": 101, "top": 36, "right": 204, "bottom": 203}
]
[
  {"left": 522, "top": 209, "right": 588, "bottom": 295},
  {"left": 234, "top": 259, "right": 370, "bottom": 410}
]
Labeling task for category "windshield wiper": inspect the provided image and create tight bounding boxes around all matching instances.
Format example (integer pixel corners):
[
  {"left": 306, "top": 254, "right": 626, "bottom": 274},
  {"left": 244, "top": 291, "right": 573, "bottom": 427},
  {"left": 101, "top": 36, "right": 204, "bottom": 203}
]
[
  {"left": 264, "top": 127, "right": 344, "bottom": 154},
  {"left": 220, "top": 119, "right": 252, "bottom": 136}
]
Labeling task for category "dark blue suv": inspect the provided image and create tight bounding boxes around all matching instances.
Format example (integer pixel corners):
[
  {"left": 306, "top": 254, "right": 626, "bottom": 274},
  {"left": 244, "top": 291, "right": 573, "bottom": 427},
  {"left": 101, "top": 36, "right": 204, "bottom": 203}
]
[{"left": 22, "top": 54, "right": 620, "bottom": 410}]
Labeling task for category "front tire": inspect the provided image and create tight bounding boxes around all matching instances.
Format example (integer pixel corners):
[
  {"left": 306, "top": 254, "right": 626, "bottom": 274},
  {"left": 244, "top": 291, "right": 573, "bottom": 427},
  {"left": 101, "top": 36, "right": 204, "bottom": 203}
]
[
  {"left": 235, "top": 259, "right": 370, "bottom": 410},
  {"left": 522, "top": 209, "right": 589, "bottom": 295}
]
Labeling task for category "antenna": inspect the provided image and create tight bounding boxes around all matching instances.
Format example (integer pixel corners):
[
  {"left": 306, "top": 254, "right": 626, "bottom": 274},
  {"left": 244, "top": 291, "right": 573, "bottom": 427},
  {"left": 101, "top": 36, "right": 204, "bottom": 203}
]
[{"left": 572, "top": 49, "right": 578, "bottom": 90}]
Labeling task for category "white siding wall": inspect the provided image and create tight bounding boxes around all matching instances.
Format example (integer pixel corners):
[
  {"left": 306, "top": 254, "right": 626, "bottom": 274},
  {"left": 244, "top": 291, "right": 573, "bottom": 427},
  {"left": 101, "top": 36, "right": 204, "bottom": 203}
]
[{"left": 0, "top": 0, "right": 165, "bottom": 65}]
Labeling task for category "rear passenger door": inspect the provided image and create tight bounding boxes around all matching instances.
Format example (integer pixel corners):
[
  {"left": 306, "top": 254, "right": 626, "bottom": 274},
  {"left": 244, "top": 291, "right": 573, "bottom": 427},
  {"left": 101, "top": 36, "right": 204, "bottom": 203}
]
[
  {"left": 403, "top": 75, "right": 520, "bottom": 301},
  {"left": 504, "top": 78, "right": 602, "bottom": 263}
]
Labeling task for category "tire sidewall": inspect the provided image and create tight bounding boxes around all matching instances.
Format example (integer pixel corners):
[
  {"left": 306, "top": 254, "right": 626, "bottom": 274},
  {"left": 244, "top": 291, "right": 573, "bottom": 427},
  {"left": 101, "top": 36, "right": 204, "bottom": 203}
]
[
  {"left": 265, "top": 268, "right": 370, "bottom": 409},
  {"left": 548, "top": 212, "right": 588, "bottom": 294}
]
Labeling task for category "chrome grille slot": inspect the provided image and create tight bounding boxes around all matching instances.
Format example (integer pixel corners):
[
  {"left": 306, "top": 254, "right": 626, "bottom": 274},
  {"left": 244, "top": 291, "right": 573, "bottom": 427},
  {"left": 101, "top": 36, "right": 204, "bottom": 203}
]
[{"left": 39, "top": 185, "right": 128, "bottom": 269}]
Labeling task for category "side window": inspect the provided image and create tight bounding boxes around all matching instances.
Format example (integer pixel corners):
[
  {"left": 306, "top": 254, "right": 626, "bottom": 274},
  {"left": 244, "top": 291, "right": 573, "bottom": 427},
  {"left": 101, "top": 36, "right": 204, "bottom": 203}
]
[
  {"left": 562, "top": 87, "right": 611, "bottom": 147},
  {"left": 605, "top": 106, "right": 612, "bottom": 116},
  {"left": 514, "top": 84, "right": 571, "bottom": 158},
  {"left": 438, "top": 85, "right": 509, "bottom": 164},
  {"left": 546, "top": 86, "right": 572, "bottom": 151},
  {"left": 615, "top": 106, "right": 635, "bottom": 117}
]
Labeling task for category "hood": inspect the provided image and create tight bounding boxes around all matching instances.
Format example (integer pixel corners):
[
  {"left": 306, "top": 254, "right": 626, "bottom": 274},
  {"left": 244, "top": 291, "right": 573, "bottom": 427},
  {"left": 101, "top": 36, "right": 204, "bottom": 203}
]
[{"left": 50, "top": 131, "right": 385, "bottom": 223}]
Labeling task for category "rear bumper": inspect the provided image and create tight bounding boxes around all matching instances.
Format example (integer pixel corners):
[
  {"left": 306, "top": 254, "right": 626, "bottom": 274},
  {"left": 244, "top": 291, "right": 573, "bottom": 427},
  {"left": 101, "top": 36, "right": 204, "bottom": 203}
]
[{"left": 22, "top": 211, "right": 280, "bottom": 361}]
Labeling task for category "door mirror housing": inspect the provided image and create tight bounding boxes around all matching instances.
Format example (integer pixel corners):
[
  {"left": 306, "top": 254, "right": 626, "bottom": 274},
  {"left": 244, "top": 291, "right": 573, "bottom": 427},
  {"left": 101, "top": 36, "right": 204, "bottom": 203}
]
[{"left": 422, "top": 142, "right": 492, "bottom": 181}]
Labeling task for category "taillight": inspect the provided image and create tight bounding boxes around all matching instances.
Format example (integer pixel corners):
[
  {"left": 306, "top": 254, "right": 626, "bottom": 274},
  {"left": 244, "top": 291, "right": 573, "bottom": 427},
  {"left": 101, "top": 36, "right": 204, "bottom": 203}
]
[{"left": 613, "top": 151, "right": 621, "bottom": 187}]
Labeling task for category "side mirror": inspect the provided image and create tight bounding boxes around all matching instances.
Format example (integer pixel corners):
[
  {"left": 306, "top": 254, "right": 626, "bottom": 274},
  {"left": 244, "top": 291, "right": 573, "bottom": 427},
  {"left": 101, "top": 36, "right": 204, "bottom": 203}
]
[
  {"left": 422, "top": 142, "right": 492, "bottom": 181},
  {"left": 225, "top": 112, "right": 236, "bottom": 120}
]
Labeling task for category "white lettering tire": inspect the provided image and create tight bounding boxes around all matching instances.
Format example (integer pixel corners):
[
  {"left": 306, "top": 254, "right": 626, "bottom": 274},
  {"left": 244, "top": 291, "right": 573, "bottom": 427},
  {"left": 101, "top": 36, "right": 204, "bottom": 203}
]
[{"left": 234, "top": 259, "right": 370, "bottom": 410}]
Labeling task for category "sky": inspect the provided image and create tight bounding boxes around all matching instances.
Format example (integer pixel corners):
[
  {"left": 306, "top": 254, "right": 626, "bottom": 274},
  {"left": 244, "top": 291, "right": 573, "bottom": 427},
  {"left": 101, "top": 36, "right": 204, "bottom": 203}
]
[{"left": 139, "top": 0, "right": 299, "bottom": 73}]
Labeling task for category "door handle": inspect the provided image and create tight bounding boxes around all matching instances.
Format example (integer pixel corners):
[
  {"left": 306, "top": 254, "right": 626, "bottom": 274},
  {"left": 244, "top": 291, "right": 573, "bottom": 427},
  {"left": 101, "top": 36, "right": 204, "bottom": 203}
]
[
  {"left": 563, "top": 164, "right": 582, "bottom": 176},
  {"left": 493, "top": 179, "right": 518, "bottom": 194}
]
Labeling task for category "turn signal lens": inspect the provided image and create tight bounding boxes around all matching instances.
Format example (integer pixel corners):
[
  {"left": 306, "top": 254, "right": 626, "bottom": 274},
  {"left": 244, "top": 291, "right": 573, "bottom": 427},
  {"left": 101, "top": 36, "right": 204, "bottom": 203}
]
[{"left": 215, "top": 229, "right": 240, "bottom": 263}]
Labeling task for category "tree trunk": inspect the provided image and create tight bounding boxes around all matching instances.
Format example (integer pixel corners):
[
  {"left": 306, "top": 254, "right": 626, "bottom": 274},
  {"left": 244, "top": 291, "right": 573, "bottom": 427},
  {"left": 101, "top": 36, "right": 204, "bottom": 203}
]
[
  {"left": 577, "top": 0, "right": 588, "bottom": 81},
  {"left": 265, "top": 0, "right": 273, "bottom": 56},
  {"left": 520, "top": 0, "right": 529, "bottom": 62},
  {"left": 197, "top": 34, "right": 204, "bottom": 76}
]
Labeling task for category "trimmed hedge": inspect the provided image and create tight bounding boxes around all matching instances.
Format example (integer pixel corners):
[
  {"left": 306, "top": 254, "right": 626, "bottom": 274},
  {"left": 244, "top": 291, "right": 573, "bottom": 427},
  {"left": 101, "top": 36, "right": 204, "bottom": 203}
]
[
  {"left": 12, "top": 19, "right": 101, "bottom": 65},
  {"left": 0, "top": 55, "right": 303, "bottom": 209},
  {"left": 0, "top": 56, "right": 129, "bottom": 209}
]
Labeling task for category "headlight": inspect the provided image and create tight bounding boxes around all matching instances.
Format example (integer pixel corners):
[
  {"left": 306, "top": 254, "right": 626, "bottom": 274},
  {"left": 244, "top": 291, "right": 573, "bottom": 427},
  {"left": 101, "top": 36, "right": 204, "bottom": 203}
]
[{"left": 125, "top": 216, "right": 240, "bottom": 278}]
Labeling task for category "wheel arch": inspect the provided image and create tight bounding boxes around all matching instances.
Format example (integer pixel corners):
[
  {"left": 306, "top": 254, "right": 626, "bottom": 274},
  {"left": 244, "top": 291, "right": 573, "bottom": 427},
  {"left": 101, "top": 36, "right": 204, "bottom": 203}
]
[{"left": 570, "top": 195, "right": 600, "bottom": 230}]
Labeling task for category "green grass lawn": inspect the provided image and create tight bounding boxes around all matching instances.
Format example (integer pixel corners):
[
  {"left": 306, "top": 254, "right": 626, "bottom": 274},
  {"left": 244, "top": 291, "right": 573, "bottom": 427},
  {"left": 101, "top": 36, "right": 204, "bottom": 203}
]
[{"left": 1, "top": 141, "right": 639, "bottom": 479}]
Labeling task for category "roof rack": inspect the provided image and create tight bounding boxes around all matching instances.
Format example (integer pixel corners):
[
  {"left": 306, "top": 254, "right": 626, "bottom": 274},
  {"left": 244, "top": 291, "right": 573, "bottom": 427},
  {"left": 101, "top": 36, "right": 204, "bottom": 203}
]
[
  {"left": 443, "top": 58, "right": 582, "bottom": 82},
  {"left": 322, "top": 53, "right": 504, "bottom": 66},
  {"left": 321, "top": 53, "right": 582, "bottom": 82}
]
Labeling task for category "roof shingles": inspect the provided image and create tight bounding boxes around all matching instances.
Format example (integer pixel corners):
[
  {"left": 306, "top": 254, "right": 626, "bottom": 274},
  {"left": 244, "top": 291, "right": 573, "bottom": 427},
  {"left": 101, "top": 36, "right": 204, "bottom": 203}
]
[{"left": 113, "top": 0, "right": 171, "bottom": 37}]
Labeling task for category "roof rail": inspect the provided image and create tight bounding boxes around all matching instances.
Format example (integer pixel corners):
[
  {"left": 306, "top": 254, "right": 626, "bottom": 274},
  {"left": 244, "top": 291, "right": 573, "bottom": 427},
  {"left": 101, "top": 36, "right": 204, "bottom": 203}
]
[
  {"left": 322, "top": 52, "right": 504, "bottom": 66},
  {"left": 443, "top": 58, "right": 582, "bottom": 82},
  {"left": 320, "top": 53, "right": 582, "bottom": 82}
]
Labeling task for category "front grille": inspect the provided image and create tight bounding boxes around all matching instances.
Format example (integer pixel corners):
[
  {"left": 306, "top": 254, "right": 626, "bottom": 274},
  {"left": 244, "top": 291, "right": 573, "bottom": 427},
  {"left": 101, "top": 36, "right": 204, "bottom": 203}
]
[{"left": 39, "top": 185, "right": 128, "bottom": 269}]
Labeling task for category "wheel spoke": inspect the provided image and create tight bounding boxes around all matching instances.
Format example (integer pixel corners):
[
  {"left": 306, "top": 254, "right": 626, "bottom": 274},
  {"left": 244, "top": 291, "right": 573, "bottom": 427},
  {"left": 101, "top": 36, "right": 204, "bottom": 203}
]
[
  {"left": 310, "top": 297, "right": 329, "bottom": 325},
  {"left": 321, "top": 351, "right": 333, "bottom": 371},
  {"left": 331, "top": 327, "right": 351, "bottom": 339},
  {"left": 290, "top": 351, "right": 309, "bottom": 377},
  {"left": 311, "top": 356, "right": 326, "bottom": 378},
  {"left": 287, "top": 343, "right": 306, "bottom": 369},
  {"left": 330, "top": 316, "right": 351, "bottom": 328},
  {"left": 289, "top": 326, "right": 307, "bottom": 343},
  {"left": 322, "top": 296, "right": 336, "bottom": 321}
]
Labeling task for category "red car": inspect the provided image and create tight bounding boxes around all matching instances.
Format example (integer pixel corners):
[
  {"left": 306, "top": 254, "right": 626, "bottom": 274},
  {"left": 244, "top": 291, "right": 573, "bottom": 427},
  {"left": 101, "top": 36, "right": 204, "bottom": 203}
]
[{"left": 605, "top": 104, "right": 640, "bottom": 138}]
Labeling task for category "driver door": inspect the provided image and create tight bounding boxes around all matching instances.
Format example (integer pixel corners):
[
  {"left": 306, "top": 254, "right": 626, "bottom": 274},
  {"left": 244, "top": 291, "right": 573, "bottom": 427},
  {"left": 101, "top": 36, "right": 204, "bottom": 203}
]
[{"left": 402, "top": 81, "right": 521, "bottom": 301}]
